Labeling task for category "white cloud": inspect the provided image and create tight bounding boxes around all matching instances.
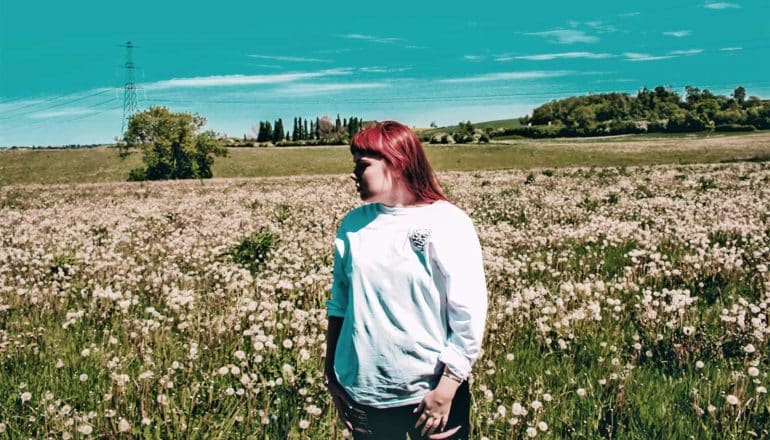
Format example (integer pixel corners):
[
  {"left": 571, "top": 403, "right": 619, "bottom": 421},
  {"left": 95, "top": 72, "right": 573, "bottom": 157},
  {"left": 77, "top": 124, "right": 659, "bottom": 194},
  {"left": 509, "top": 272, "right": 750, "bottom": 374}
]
[
  {"left": 669, "top": 49, "right": 703, "bottom": 55},
  {"left": 28, "top": 108, "right": 96, "bottom": 119},
  {"left": 275, "top": 82, "right": 388, "bottom": 95},
  {"left": 248, "top": 54, "right": 330, "bottom": 63},
  {"left": 618, "top": 12, "right": 641, "bottom": 17},
  {"left": 359, "top": 66, "right": 412, "bottom": 73},
  {"left": 703, "top": 2, "right": 741, "bottom": 9},
  {"left": 663, "top": 30, "right": 691, "bottom": 37},
  {"left": 584, "top": 21, "right": 617, "bottom": 33},
  {"left": 464, "top": 55, "right": 483, "bottom": 61},
  {"left": 623, "top": 49, "right": 702, "bottom": 62},
  {"left": 316, "top": 48, "right": 352, "bottom": 54},
  {"left": 143, "top": 69, "right": 352, "bottom": 90},
  {"left": 525, "top": 29, "right": 599, "bottom": 44},
  {"left": 512, "top": 51, "right": 613, "bottom": 61},
  {"left": 339, "top": 33, "right": 402, "bottom": 44},
  {"left": 720, "top": 46, "right": 743, "bottom": 51},
  {"left": 594, "top": 78, "right": 636, "bottom": 83},
  {"left": 249, "top": 64, "right": 282, "bottom": 69},
  {"left": 438, "top": 71, "right": 570, "bottom": 84},
  {"left": 624, "top": 52, "right": 676, "bottom": 62}
]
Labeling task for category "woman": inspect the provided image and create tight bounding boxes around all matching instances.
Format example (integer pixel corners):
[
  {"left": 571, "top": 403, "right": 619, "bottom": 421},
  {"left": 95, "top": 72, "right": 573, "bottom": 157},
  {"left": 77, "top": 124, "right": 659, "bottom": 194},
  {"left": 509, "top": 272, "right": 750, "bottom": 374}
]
[{"left": 324, "top": 121, "right": 488, "bottom": 439}]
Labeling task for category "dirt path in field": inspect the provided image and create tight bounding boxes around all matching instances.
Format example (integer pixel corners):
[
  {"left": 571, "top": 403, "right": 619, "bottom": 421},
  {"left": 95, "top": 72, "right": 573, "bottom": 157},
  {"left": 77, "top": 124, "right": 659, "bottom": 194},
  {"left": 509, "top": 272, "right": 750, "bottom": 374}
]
[{"left": 494, "top": 131, "right": 770, "bottom": 153}]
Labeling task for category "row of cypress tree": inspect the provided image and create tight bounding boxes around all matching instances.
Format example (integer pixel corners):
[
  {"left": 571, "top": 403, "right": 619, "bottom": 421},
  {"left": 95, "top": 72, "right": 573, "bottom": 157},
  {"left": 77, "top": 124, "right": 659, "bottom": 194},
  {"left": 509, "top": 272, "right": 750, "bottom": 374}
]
[{"left": 255, "top": 115, "right": 364, "bottom": 142}]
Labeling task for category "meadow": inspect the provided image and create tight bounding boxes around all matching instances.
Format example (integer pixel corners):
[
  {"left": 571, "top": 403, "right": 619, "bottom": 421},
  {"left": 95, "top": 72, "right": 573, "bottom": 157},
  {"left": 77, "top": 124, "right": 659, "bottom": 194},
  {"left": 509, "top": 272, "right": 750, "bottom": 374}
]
[
  {"left": 1, "top": 159, "right": 768, "bottom": 438},
  {"left": 1, "top": 131, "right": 769, "bottom": 185}
]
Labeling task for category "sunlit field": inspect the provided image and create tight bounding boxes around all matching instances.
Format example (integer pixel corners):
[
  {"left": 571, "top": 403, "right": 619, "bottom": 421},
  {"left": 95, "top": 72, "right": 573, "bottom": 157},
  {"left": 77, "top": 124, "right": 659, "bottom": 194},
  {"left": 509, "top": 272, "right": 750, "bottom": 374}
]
[{"left": 1, "top": 162, "right": 768, "bottom": 438}]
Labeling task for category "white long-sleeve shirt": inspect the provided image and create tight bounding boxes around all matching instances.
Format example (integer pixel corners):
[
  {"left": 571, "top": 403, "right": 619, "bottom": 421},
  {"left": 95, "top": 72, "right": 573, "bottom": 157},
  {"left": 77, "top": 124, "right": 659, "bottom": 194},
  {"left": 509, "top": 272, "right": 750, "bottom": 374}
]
[{"left": 327, "top": 200, "right": 488, "bottom": 408}]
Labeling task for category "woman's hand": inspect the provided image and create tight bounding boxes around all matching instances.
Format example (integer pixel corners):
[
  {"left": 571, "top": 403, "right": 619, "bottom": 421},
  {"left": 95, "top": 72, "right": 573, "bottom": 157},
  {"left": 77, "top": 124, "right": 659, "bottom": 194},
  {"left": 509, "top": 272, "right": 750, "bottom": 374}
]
[
  {"left": 325, "top": 374, "right": 354, "bottom": 431},
  {"left": 413, "top": 378, "right": 461, "bottom": 437}
]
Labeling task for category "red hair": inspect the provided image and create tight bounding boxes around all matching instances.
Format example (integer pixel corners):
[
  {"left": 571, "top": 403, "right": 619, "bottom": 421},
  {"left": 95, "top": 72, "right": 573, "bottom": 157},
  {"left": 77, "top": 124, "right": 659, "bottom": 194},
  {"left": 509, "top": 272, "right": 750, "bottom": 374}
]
[{"left": 350, "top": 121, "right": 447, "bottom": 203}]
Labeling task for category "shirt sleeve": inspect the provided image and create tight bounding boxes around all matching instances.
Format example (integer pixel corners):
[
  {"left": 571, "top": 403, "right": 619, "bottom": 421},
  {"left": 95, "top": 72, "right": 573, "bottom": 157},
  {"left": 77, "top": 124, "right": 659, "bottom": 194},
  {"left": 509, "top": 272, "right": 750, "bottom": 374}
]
[
  {"left": 433, "top": 212, "right": 488, "bottom": 380},
  {"left": 326, "top": 226, "right": 349, "bottom": 318}
]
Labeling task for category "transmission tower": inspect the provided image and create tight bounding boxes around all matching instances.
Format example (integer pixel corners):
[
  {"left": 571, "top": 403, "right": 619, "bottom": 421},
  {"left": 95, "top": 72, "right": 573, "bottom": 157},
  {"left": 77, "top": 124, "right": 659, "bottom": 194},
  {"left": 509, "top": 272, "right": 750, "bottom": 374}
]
[{"left": 120, "top": 41, "right": 139, "bottom": 136}]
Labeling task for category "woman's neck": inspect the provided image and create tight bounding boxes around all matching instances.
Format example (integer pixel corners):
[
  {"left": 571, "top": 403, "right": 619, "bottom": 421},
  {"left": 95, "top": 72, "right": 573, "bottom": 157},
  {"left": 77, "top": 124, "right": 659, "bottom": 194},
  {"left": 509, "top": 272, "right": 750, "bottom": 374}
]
[{"left": 379, "top": 182, "right": 422, "bottom": 208}]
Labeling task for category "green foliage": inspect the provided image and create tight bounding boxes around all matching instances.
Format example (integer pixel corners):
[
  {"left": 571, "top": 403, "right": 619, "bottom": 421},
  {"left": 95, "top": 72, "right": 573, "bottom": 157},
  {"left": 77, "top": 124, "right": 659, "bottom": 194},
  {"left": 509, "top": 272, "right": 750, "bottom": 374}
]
[
  {"left": 123, "top": 107, "right": 227, "bottom": 181},
  {"left": 519, "top": 85, "right": 770, "bottom": 138},
  {"left": 698, "top": 176, "right": 718, "bottom": 191},
  {"left": 524, "top": 172, "right": 535, "bottom": 185},
  {"left": 229, "top": 228, "right": 280, "bottom": 274},
  {"left": 457, "top": 120, "right": 474, "bottom": 137}
]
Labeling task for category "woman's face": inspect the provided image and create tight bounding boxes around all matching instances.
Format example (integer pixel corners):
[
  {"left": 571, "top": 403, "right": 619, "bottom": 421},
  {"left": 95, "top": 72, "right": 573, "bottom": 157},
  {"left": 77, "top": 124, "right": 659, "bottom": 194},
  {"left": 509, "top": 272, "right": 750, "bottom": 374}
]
[{"left": 350, "top": 152, "right": 395, "bottom": 203}]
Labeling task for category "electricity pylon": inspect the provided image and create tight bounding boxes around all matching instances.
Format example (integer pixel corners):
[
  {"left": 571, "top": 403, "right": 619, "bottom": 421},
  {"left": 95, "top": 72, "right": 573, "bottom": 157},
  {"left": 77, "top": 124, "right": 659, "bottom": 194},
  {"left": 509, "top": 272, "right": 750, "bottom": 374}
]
[{"left": 120, "top": 41, "right": 139, "bottom": 136}]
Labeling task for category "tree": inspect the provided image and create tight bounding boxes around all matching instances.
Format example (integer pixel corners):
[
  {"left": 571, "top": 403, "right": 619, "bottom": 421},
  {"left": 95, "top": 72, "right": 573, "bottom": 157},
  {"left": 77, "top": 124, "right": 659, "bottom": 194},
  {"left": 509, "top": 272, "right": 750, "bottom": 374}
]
[
  {"left": 257, "top": 121, "right": 272, "bottom": 142},
  {"left": 317, "top": 116, "right": 335, "bottom": 138},
  {"left": 457, "top": 120, "right": 474, "bottom": 137},
  {"left": 685, "top": 86, "right": 701, "bottom": 105},
  {"left": 567, "top": 106, "right": 596, "bottom": 131},
  {"left": 732, "top": 86, "right": 746, "bottom": 105},
  {"left": 273, "top": 118, "right": 284, "bottom": 142},
  {"left": 122, "top": 106, "right": 227, "bottom": 181}
]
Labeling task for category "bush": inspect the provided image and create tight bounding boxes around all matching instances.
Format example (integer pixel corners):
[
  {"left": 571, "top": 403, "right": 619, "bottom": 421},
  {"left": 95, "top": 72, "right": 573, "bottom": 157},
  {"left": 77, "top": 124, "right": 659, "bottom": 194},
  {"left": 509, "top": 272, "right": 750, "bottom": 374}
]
[
  {"left": 229, "top": 228, "right": 280, "bottom": 275},
  {"left": 127, "top": 168, "right": 148, "bottom": 182},
  {"left": 429, "top": 133, "right": 456, "bottom": 144},
  {"left": 121, "top": 107, "right": 228, "bottom": 181}
]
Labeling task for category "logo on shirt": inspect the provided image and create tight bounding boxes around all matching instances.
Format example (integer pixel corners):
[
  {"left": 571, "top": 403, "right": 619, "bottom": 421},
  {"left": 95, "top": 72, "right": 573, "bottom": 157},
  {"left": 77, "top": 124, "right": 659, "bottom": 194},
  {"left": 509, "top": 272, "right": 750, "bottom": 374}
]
[{"left": 408, "top": 228, "right": 432, "bottom": 252}]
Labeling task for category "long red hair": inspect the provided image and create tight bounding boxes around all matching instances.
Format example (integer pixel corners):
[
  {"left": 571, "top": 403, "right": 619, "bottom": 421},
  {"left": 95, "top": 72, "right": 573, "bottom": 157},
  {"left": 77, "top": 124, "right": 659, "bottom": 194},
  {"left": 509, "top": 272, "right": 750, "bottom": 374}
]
[{"left": 350, "top": 121, "right": 447, "bottom": 203}]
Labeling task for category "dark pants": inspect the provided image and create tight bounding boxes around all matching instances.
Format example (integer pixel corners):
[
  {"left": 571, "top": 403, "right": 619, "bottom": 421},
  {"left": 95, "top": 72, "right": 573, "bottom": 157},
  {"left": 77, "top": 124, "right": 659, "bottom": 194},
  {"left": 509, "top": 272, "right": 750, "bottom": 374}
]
[{"left": 346, "top": 381, "right": 471, "bottom": 440}]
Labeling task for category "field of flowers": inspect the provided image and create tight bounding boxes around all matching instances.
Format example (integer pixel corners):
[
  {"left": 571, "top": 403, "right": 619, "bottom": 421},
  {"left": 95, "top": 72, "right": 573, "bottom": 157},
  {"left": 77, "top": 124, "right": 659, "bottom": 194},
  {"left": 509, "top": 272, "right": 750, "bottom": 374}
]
[{"left": 1, "top": 162, "right": 768, "bottom": 438}]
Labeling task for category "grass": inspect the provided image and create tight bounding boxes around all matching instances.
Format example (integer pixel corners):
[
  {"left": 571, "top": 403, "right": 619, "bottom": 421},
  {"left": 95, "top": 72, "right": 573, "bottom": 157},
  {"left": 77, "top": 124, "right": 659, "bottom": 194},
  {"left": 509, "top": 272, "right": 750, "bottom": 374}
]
[
  {"left": 1, "top": 164, "right": 768, "bottom": 438},
  {"left": 418, "top": 118, "right": 523, "bottom": 137},
  {"left": 2, "top": 131, "right": 770, "bottom": 185}
]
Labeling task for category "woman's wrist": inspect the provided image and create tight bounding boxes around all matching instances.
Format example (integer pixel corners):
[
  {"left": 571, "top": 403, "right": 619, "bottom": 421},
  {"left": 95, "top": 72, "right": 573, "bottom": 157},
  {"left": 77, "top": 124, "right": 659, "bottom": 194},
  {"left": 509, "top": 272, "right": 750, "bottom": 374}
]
[
  {"left": 435, "top": 374, "right": 461, "bottom": 399},
  {"left": 442, "top": 369, "right": 463, "bottom": 384}
]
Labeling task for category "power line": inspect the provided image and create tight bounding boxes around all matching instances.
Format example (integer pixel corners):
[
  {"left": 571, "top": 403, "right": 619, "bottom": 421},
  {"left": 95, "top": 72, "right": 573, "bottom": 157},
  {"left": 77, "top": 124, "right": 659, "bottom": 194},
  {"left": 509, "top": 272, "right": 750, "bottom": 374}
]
[
  {"left": 0, "top": 89, "right": 112, "bottom": 120},
  {"left": 1, "top": 97, "right": 118, "bottom": 129},
  {"left": 0, "top": 91, "right": 79, "bottom": 109}
]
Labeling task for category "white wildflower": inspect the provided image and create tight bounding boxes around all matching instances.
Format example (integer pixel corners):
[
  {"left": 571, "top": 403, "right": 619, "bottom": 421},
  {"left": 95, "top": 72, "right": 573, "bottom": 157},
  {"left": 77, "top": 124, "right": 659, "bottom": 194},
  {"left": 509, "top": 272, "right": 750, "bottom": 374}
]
[{"left": 118, "top": 418, "right": 131, "bottom": 432}]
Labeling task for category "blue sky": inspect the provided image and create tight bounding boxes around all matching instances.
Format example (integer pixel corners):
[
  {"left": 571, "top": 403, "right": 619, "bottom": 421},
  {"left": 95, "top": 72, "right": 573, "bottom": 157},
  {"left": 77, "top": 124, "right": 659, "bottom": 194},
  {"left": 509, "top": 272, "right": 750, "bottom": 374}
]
[{"left": 1, "top": 0, "right": 768, "bottom": 146}]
